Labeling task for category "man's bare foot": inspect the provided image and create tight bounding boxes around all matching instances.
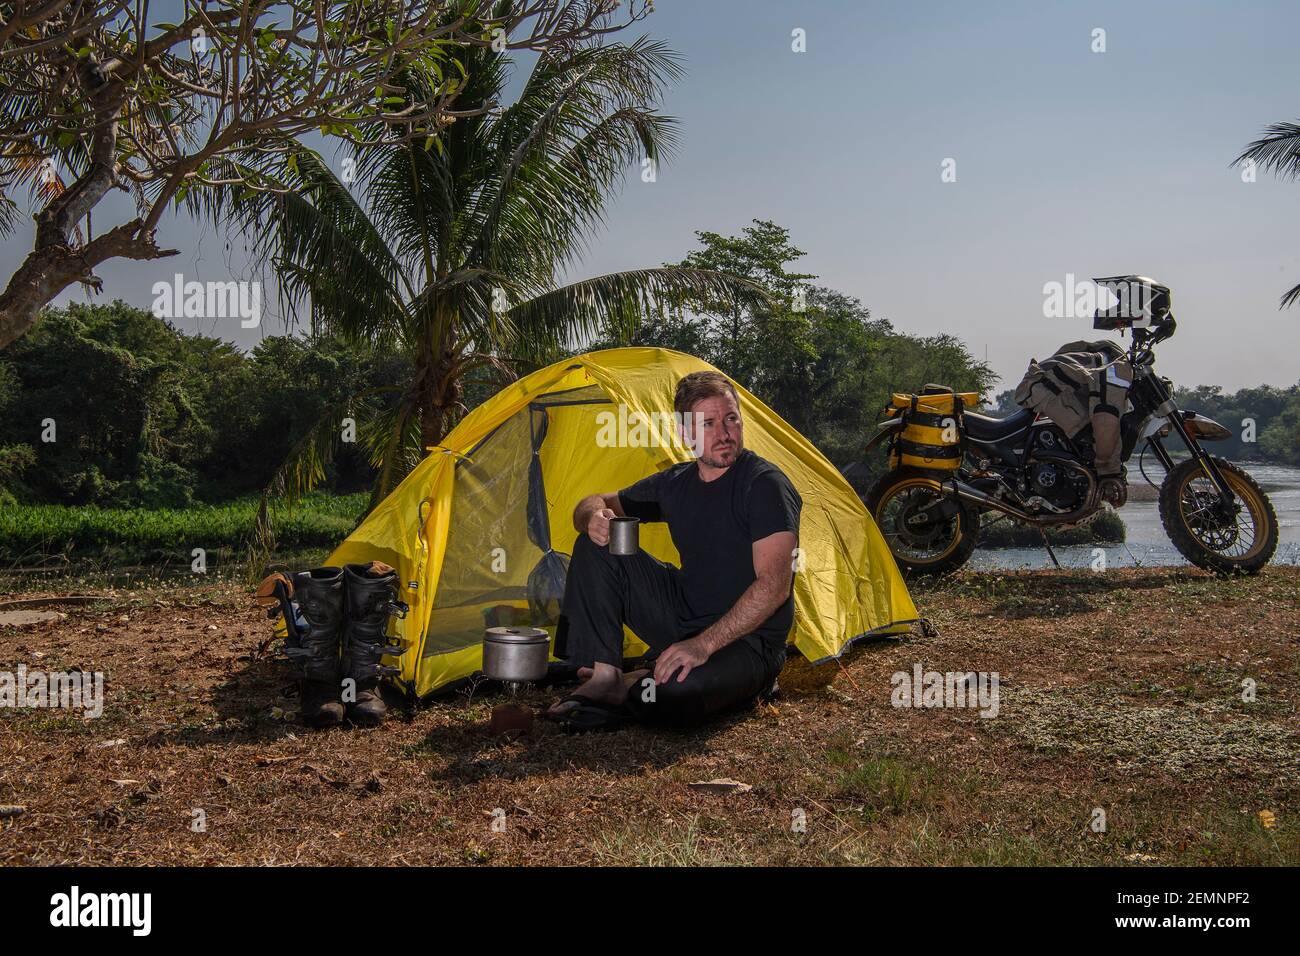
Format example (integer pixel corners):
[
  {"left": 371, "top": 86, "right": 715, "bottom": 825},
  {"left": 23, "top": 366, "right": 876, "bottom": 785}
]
[
  {"left": 549, "top": 662, "right": 629, "bottom": 717},
  {"left": 577, "top": 666, "right": 649, "bottom": 687}
]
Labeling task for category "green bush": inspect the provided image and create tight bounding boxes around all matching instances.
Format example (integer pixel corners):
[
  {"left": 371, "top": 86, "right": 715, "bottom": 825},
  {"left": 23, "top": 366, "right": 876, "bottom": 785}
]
[
  {"left": 0, "top": 443, "right": 35, "bottom": 503},
  {"left": 114, "top": 454, "right": 196, "bottom": 509}
]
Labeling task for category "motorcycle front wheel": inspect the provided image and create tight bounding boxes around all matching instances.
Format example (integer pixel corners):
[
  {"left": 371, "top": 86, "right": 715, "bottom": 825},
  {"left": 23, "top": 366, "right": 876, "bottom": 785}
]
[
  {"left": 1158, "top": 457, "right": 1278, "bottom": 575},
  {"left": 864, "top": 468, "right": 980, "bottom": 575}
]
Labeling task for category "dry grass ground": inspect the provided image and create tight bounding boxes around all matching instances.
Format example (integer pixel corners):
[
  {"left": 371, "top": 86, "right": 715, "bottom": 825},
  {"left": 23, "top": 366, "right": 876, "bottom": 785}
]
[{"left": 1, "top": 566, "right": 1297, "bottom": 866}]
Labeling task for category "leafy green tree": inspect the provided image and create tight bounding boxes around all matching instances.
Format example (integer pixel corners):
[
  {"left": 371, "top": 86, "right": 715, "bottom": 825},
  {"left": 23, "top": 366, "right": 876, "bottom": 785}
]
[
  {"left": 198, "top": 335, "right": 400, "bottom": 500},
  {"left": 989, "top": 388, "right": 1020, "bottom": 416},
  {"left": 0, "top": 300, "right": 260, "bottom": 506},
  {"left": 1173, "top": 383, "right": 1299, "bottom": 463},
  {"left": 1255, "top": 391, "right": 1300, "bottom": 465},
  {"left": 662, "top": 220, "right": 818, "bottom": 401},
  {"left": 0, "top": 304, "right": 166, "bottom": 503}
]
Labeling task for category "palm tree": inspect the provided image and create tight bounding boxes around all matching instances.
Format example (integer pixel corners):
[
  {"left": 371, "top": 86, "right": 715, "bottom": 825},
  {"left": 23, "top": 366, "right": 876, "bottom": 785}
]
[
  {"left": 1235, "top": 120, "right": 1300, "bottom": 306},
  {"left": 198, "top": 29, "right": 762, "bottom": 547}
]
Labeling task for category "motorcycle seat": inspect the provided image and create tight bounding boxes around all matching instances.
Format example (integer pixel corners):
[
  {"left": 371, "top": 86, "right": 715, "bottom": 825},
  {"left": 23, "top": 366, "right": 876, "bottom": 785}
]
[{"left": 964, "top": 407, "right": 1035, "bottom": 443}]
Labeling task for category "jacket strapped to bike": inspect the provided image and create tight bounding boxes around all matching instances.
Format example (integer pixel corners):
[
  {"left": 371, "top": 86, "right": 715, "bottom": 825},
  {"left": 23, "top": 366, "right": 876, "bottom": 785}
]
[{"left": 1013, "top": 339, "right": 1132, "bottom": 477}]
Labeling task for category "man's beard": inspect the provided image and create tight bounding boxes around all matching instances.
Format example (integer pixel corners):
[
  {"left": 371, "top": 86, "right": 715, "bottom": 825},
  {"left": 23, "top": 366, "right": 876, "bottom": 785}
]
[{"left": 698, "top": 442, "right": 740, "bottom": 469}]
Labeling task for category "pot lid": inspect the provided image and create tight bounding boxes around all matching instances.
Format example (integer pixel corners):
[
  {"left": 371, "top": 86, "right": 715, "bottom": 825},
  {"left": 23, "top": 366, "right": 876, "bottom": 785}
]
[{"left": 483, "top": 626, "right": 549, "bottom": 644}]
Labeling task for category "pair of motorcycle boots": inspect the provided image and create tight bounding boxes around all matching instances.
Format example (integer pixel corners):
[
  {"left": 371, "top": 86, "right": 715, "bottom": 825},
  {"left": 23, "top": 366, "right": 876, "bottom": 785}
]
[{"left": 285, "top": 564, "right": 406, "bottom": 728}]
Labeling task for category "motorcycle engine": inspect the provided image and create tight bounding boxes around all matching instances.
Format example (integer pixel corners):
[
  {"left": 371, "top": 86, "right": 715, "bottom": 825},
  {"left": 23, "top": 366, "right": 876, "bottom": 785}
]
[
  {"left": 1029, "top": 462, "right": 1083, "bottom": 510},
  {"left": 1027, "top": 427, "right": 1089, "bottom": 512}
]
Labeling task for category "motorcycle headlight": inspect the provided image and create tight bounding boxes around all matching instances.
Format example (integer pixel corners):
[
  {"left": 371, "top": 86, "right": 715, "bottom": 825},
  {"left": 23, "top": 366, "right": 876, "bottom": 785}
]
[{"left": 1183, "top": 414, "right": 1231, "bottom": 442}]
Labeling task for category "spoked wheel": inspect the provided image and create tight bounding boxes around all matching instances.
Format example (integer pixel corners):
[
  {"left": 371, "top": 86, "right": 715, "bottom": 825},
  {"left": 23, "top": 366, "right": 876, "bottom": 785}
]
[
  {"left": 1159, "top": 457, "right": 1278, "bottom": 575},
  {"left": 864, "top": 468, "right": 979, "bottom": 575}
]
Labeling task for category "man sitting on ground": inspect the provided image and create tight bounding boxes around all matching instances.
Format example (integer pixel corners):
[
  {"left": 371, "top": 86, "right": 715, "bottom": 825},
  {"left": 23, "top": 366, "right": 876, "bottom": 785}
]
[{"left": 549, "top": 370, "right": 802, "bottom": 727}]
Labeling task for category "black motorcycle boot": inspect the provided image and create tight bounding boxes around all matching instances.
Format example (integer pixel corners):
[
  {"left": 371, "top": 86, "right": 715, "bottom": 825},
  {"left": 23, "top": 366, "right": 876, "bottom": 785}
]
[
  {"left": 286, "top": 567, "right": 346, "bottom": 728},
  {"left": 341, "top": 563, "right": 406, "bottom": 727}
]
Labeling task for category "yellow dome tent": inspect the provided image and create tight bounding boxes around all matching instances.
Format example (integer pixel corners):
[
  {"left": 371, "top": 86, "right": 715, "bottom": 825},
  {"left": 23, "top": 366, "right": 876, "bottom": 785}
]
[{"left": 326, "top": 347, "right": 917, "bottom": 700}]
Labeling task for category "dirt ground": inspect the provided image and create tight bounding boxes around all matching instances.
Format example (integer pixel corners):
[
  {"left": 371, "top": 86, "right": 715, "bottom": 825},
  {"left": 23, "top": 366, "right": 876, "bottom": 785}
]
[{"left": 1, "top": 565, "right": 1297, "bottom": 866}]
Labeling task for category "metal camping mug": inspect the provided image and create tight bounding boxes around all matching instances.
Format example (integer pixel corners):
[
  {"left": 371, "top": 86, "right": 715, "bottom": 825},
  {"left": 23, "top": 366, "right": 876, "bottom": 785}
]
[{"left": 608, "top": 516, "right": 640, "bottom": 555}]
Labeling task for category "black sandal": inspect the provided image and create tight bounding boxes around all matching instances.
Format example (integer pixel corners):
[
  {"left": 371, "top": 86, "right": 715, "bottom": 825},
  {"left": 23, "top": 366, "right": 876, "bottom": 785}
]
[{"left": 546, "top": 696, "right": 632, "bottom": 734}]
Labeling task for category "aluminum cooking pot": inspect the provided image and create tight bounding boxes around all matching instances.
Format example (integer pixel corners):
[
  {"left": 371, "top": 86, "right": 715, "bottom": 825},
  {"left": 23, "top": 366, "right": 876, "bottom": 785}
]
[{"left": 482, "top": 626, "right": 550, "bottom": 683}]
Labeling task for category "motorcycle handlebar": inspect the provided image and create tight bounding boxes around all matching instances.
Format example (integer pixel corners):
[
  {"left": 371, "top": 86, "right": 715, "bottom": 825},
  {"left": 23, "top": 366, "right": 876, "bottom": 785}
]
[{"left": 1130, "top": 315, "right": 1176, "bottom": 363}]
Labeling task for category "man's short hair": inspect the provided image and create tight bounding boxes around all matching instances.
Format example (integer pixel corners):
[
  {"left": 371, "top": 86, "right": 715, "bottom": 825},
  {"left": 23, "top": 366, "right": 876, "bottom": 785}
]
[{"left": 674, "top": 370, "right": 740, "bottom": 416}]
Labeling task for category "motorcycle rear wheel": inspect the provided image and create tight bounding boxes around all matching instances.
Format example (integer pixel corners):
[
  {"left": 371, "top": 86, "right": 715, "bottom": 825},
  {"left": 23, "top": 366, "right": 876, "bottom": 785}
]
[
  {"left": 864, "top": 468, "right": 980, "bottom": 575},
  {"left": 1158, "top": 457, "right": 1278, "bottom": 575}
]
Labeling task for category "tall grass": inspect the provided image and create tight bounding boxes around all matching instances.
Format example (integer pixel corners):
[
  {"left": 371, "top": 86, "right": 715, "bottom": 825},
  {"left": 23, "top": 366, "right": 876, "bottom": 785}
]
[{"left": 0, "top": 492, "right": 367, "bottom": 566}]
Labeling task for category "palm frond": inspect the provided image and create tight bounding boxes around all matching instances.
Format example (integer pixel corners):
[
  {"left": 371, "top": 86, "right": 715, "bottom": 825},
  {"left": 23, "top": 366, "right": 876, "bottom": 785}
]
[
  {"left": 362, "top": 394, "right": 424, "bottom": 508},
  {"left": 0, "top": 145, "right": 87, "bottom": 243},
  {"left": 466, "top": 37, "right": 684, "bottom": 274},
  {"left": 1280, "top": 280, "right": 1300, "bottom": 310},
  {"left": 1233, "top": 121, "right": 1300, "bottom": 179},
  {"left": 188, "top": 145, "right": 412, "bottom": 346},
  {"left": 1234, "top": 121, "right": 1300, "bottom": 307},
  {"left": 362, "top": 141, "right": 458, "bottom": 287},
  {"left": 205, "top": 29, "right": 709, "bottom": 483},
  {"left": 0, "top": 190, "right": 19, "bottom": 236}
]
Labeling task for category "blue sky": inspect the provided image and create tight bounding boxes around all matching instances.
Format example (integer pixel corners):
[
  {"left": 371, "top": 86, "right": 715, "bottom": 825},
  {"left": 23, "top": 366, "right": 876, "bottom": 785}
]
[{"left": 9, "top": 0, "right": 1300, "bottom": 392}]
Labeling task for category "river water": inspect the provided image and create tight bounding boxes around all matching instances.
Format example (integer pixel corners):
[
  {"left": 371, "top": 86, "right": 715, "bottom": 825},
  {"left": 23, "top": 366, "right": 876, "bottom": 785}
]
[{"left": 971, "top": 462, "right": 1300, "bottom": 570}]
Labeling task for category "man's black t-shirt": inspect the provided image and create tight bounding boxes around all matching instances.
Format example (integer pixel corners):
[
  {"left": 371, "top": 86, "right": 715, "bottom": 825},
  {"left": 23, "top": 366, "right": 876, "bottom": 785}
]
[{"left": 617, "top": 449, "right": 802, "bottom": 653}]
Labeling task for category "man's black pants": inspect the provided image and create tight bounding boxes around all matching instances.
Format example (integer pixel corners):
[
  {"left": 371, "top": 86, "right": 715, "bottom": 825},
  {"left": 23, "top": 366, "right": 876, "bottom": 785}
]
[{"left": 556, "top": 533, "right": 785, "bottom": 726}]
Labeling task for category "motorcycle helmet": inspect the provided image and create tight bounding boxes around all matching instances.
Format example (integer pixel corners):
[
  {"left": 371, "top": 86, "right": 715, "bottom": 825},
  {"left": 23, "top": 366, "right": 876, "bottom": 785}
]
[{"left": 1092, "top": 275, "right": 1172, "bottom": 330}]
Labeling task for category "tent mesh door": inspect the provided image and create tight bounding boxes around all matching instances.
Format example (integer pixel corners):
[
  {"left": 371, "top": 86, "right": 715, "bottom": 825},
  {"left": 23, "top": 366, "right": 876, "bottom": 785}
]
[{"left": 422, "top": 386, "right": 610, "bottom": 657}]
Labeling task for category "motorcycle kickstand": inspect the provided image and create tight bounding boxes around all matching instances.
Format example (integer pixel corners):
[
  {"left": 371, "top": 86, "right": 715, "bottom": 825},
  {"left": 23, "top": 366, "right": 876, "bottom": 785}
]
[{"left": 1037, "top": 528, "right": 1062, "bottom": 569}]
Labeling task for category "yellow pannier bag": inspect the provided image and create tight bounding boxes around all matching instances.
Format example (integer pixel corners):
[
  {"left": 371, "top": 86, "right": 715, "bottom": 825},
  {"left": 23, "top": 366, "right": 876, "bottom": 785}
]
[{"left": 883, "top": 388, "right": 979, "bottom": 471}]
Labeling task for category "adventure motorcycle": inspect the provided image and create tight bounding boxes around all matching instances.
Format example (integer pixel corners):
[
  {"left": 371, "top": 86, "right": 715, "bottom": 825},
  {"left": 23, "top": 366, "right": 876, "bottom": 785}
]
[{"left": 862, "top": 277, "right": 1280, "bottom": 575}]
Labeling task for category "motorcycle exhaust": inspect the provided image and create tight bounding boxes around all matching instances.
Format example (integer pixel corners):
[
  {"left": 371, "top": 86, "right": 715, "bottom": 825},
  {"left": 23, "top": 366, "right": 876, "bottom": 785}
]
[
  {"left": 939, "top": 479, "right": 1036, "bottom": 522},
  {"left": 940, "top": 470, "right": 1099, "bottom": 527}
]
